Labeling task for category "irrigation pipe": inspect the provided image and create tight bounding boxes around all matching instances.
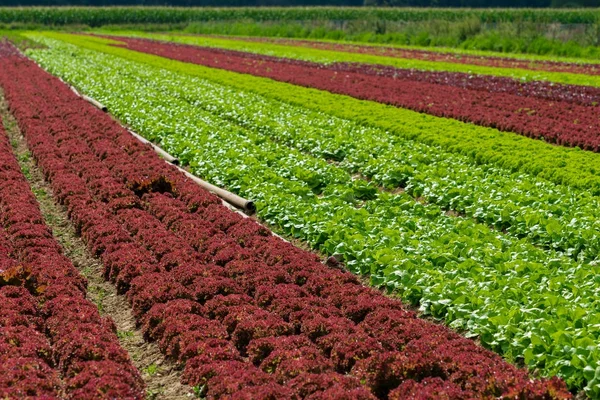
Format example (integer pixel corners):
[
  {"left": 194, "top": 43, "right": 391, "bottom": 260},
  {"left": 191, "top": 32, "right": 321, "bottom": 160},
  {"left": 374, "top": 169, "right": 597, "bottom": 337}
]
[
  {"left": 38, "top": 55, "right": 273, "bottom": 238},
  {"left": 82, "top": 94, "right": 108, "bottom": 112},
  {"left": 68, "top": 85, "right": 107, "bottom": 112},
  {"left": 59, "top": 77, "right": 255, "bottom": 215},
  {"left": 178, "top": 169, "right": 256, "bottom": 215},
  {"left": 63, "top": 79, "right": 255, "bottom": 215},
  {"left": 127, "top": 130, "right": 180, "bottom": 165},
  {"left": 126, "top": 128, "right": 256, "bottom": 215}
]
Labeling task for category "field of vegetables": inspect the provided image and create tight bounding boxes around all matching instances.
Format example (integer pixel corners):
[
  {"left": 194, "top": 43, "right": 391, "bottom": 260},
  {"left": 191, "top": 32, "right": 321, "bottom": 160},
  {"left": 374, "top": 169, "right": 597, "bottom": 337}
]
[{"left": 3, "top": 14, "right": 600, "bottom": 399}]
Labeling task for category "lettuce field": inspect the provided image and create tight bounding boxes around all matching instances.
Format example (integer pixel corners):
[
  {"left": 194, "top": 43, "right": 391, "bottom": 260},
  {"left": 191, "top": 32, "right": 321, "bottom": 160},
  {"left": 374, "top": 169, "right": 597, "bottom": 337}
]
[{"left": 1, "top": 19, "right": 600, "bottom": 399}]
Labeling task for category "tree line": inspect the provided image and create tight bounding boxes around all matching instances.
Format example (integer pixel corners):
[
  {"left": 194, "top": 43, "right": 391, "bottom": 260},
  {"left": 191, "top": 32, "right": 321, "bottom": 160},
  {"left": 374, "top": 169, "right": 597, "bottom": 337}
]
[{"left": 1, "top": 0, "right": 598, "bottom": 7}]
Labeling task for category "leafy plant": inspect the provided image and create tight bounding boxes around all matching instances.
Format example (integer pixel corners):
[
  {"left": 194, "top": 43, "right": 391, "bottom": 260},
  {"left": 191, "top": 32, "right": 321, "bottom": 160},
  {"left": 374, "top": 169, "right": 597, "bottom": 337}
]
[{"left": 145, "top": 363, "right": 158, "bottom": 376}]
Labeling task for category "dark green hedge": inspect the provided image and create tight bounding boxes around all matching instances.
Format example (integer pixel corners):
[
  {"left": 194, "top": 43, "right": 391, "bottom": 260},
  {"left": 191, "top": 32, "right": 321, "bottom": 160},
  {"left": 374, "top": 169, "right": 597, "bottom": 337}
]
[{"left": 0, "top": 7, "right": 599, "bottom": 27}]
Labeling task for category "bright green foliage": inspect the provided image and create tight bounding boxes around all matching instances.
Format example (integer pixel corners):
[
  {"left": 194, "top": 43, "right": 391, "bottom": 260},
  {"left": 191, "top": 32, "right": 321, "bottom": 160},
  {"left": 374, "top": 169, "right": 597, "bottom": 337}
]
[
  {"left": 26, "top": 35, "right": 600, "bottom": 394},
  {"left": 102, "top": 31, "right": 600, "bottom": 87},
  {"left": 0, "top": 30, "right": 44, "bottom": 50},
  {"left": 174, "top": 20, "right": 600, "bottom": 60},
  {"left": 179, "top": 35, "right": 600, "bottom": 66}
]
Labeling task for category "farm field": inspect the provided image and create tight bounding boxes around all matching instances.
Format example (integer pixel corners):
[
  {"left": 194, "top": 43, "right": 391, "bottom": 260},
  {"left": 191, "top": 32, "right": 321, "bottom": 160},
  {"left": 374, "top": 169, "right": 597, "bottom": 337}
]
[{"left": 2, "top": 7, "right": 600, "bottom": 400}]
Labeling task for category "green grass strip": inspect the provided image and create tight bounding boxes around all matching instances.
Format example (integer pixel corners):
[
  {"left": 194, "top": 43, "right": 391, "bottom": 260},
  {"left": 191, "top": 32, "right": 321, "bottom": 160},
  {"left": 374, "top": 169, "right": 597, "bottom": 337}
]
[
  {"left": 101, "top": 30, "right": 600, "bottom": 87},
  {"left": 211, "top": 34, "right": 600, "bottom": 66}
]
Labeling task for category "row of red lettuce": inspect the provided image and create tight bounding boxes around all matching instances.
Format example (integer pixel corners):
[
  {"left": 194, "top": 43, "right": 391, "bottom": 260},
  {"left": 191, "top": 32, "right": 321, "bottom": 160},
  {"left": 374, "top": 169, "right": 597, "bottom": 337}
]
[
  {"left": 228, "top": 35, "right": 600, "bottom": 77},
  {"left": 0, "top": 117, "right": 145, "bottom": 398},
  {"left": 113, "top": 36, "right": 600, "bottom": 152}
]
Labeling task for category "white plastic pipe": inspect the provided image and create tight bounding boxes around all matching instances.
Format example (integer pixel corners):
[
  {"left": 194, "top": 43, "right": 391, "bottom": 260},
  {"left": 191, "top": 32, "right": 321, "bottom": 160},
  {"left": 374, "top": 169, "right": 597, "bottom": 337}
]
[
  {"left": 128, "top": 129, "right": 179, "bottom": 165},
  {"left": 82, "top": 94, "right": 108, "bottom": 112},
  {"left": 68, "top": 85, "right": 107, "bottom": 112},
  {"left": 127, "top": 129, "right": 256, "bottom": 215},
  {"left": 179, "top": 169, "right": 256, "bottom": 215}
]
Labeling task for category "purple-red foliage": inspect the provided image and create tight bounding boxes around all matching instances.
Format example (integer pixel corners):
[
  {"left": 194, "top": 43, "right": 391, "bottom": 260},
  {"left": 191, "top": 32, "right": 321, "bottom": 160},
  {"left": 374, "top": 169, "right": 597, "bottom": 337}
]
[
  {"left": 317, "top": 331, "right": 384, "bottom": 373},
  {"left": 65, "top": 360, "right": 145, "bottom": 399},
  {"left": 289, "top": 372, "right": 376, "bottom": 400},
  {"left": 181, "top": 359, "right": 247, "bottom": 386},
  {"left": 229, "top": 310, "right": 294, "bottom": 352},
  {"left": 182, "top": 358, "right": 292, "bottom": 399},
  {"left": 52, "top": 323, "right": 134, "bottom": 375},
  {"left": 300, "top": 314, "right": 356, "bottom": 341},
  {"left": 261, "top": 346, "right": 334, "bottom": 383},
  {"left": 389, "top": 377, "right": 470, "bottom": 400},
  {"left": 179, "top": 338, "right": 241, "bottom": 365},
  {"left": 0, "top": 70, "right": 144, "bottom": 399},
  {"left": 116, "top": 35, "right": 600, "bottom": 151},
  {"left": 141, "top": 299, "right": 205, "bottom": 340},
  {"left": 352, "top": 351, "right": 443, "bottom": 398},
  {"left": 188, "top": 275, "right": 241, "bottom": 303},
  {"left": 0, "top": 286, "right": 42, "bottom": 329},
  {"left": 216, "top": 35, "right": 600, "bottom": 78},
  {"left": 207, "top": 368, "right": 294, "bottom": 399},
  {"left": 128, "top": 272, "right": 193, "bottom": 319},
  {"left": 0, "top": 356, "right": 62, "bottom": 398},
  {"left": 0, "top": 326, "right": 53, "bottom": 363},
  {"left": 204, "top": 293, "right": 255, "bottom": 320},
  {"left": 159, "top": 314, "right": 228, "bottom": 360}
]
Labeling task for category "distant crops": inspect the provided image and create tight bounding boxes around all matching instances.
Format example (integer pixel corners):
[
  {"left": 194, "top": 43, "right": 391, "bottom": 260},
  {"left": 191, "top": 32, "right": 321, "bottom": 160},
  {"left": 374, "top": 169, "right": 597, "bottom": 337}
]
[{"left": 0, "top": 7, "right": 600, "bottom": 26}]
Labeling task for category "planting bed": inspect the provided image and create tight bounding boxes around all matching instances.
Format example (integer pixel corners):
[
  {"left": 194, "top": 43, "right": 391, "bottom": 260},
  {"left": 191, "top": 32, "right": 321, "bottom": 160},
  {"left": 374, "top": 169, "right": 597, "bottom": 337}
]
[
  {"left": 0, "top": 91, "right": 192, "bottom": 399},
  {"left": 108, "top": 35, "right": 600, "bottom": 151},
  {"left": 0, "top": 40, "right": 572, "bottom": 399},
  {"left": 0, "top": 109, "right": 144, "bottom": 397},
  {"left": 109, "top": 32, "right": 600, "bottom": 87}
]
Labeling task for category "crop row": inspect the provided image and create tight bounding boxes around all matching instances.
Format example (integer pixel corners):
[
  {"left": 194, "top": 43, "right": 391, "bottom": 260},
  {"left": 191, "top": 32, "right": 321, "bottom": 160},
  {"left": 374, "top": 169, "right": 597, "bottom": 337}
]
[
  {"left": 108, "top": 35, "right": 600, "bottom": 152},
  {"left": 1, "top": 39, "right": 574, "bottom": 399},
  {"left": 25, "top": 36, "right": 600, "bottom": 394},
  {"left": 123, "top": 53, "right": 600, "bottom": 262},
  {"left": 333, "top": 62, "right": 600, "bottom": 107},
  {"left": 0, "top": 114, "right": 144, "bottom": 397},
  {"left": 208, "top": 34, "right": 600, "bottom": 76},
  {"left": 107, "top": 31, "right": 600, "bottom": 88},
  {"left": 43, "top": 32, "right": 600, "bottom": 195}
]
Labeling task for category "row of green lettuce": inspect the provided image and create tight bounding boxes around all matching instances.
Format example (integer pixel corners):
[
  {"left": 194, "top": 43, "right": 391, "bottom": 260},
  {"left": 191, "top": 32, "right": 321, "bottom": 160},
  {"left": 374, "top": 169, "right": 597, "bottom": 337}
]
[
  {"left": 121, "top": 64, "right": 600, "bottom": 265},
  {"left": 25, "top": 34, "right": 600, "bottom": 395},
  {"left": 98, "top": 30, "right": 600, "bottom": 88},
  {"left": 50, "top": 34, "right": 600, "bottom": 266}
]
